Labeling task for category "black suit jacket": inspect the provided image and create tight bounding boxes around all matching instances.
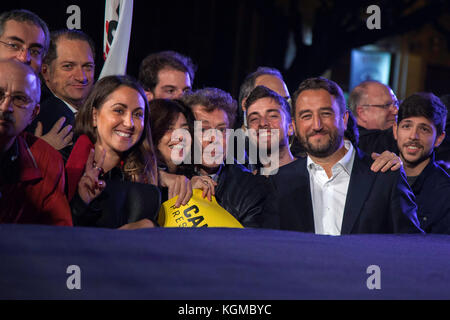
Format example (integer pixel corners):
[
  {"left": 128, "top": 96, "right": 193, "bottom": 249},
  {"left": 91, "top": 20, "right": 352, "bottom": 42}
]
[
  {"left": 27, "top": 93, "right": 75, "bottom": 162},
  {"left": 357, "top": 126, "right": 399, "bottom": 155},
  {"left": 263, "top": 148, "right": 424, "bottom": 234}
]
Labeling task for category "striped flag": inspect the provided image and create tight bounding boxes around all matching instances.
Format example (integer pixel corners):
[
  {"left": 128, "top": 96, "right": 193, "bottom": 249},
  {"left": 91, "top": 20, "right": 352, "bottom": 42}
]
[{"left": 99, "top": 0, "right": 134, "bottom": 79}]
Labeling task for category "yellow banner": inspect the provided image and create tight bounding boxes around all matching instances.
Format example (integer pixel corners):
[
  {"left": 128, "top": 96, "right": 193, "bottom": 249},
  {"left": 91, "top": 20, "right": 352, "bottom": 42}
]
[{"left": 158, "top": 189, "right": 244, "bottom": 228}]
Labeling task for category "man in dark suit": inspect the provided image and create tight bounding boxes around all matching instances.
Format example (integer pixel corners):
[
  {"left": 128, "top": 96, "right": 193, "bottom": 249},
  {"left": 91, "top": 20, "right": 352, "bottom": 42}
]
[
  {"left": 263, "top": 77, "right": 423, "bottom": 235},
  {"left": 28, "top": 29, "right": 95, "bottom": 161}
]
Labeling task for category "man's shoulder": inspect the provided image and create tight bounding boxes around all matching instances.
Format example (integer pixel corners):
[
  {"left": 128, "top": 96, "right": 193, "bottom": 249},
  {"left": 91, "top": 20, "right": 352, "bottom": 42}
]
[
  {"left": 225, "top": 162, "right": 251, "bottom": 174},
  {"left": 352, "top": 147, "right": 401, "bottom": 180},
  {"left": 267, "top": 157, "right": 308, "bottom": 192},
  {"left": 40, "top": 94, "right": 73, "bottom": 114},
  {"left": 22, "top": 132, "right": 64, "bottom": 165},
  {"left": 431, "top": 161, "right": 450, "bottom": 178},
  {"left": 275, "top": 157, "right": 307, "bottom": 176},
  {"left": 357, "top": 126, "right": 398, "bottom": 154},
  {"left": 32, "top": 94, "right": 75, "bottom": 134},
  {"left": 421, "top": 161, "right": 450, "bottom": 188},
  {"left": 222, "top": 163, "right": 267, "bottom": 189},
  {"left": 223, "top": 163, "right": 260, "bottom": 185}
]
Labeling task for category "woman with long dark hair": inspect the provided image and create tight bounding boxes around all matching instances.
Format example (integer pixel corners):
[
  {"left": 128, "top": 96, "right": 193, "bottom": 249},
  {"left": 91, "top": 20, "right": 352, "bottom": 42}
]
[
  {"left": 149, "top": 98, "right": 216, "bottom": 201},
  {"left": 66, "top": 75, "right": 160, "bottom": 229}
]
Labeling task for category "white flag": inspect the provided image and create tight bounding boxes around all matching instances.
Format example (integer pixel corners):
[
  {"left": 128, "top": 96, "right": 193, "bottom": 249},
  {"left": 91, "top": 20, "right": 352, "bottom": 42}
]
[{"left": 99, "top": 0, "right": 133, "bottom": 79}]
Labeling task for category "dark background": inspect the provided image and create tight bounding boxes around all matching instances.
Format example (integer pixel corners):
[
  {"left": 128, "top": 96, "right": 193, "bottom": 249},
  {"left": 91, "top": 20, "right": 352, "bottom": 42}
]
[{"left": 2, "top": 0, "right": 450, "bottom": 99}]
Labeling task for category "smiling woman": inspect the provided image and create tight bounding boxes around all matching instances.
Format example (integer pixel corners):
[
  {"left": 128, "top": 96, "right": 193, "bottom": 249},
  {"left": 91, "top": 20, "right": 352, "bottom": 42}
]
[
  {"left": 149, "top": 98, "right": 218, "bottom": 203},
  {"left": 65, "top": 75, "right": 161, "bottom": 230},
  {"left": 149, "top": 99, "right": 195, "bottom": 174}
]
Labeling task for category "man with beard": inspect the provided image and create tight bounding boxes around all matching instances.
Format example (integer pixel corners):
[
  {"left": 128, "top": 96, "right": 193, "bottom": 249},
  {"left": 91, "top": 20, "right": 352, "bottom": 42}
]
[
  {"left": 237, "top": 67, "right": 291, "bottom": 129},
  {"left": 244, "top": 85, "right": 295, "bottom": 175},
  {"left": 393, "top": 93, "right": 450, "bottom": 234},
  {"left": 262, "top": 77, "right": 423, "bottom": 235}
]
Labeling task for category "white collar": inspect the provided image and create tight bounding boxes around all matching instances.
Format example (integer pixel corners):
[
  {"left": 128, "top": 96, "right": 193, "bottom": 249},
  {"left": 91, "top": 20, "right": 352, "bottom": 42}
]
[{"left": 307, "top": 140, "right": 355, "bottom": 175}]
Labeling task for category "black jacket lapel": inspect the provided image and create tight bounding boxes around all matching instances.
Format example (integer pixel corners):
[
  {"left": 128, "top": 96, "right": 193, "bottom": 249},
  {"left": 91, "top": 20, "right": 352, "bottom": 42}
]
[{"left": 341, "top": 149, "right": 376, "bottom": 234}]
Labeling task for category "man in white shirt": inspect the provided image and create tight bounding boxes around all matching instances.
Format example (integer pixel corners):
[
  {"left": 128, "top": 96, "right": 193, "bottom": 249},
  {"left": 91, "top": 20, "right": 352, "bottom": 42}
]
[
  {"left": 263, "top": 77, "right": 423, "bottom": 235},
  {"left": 307, "top": 139, "right": 355, "bottom": 235}
]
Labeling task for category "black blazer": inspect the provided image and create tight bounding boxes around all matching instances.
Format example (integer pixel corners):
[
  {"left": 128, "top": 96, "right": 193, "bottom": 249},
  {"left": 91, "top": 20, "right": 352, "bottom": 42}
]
[
  {"left": 357, "top": 126, "right": 399, "bottom": 155},
  {"left": 27, "top": 93, "right": 76, "bottom": 162},
  {"left": 263, "top": 148, "right": 424, "bottom": 234}
]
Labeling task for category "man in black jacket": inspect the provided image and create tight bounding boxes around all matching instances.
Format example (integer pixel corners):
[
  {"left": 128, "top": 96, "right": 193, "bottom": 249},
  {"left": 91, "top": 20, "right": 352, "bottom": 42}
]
[
  {"left": 393, "top": 92, "right": 450, "bottom": 234},
  {"left": 181, "top": 88, "right": 269, "bottom": 228},
  {"left": 263, "top": 77, "right": 423, "bottom": 235},
  {"left": 28, "top": 29, "right": 96, "bottom": 161}
]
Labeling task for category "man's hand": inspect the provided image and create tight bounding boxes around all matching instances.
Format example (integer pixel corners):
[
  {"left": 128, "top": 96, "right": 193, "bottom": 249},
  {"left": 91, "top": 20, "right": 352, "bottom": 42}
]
[
  {"left": 159, "top": 170, "right": 193, "bottom": 207},
  {"left": 371, "top": 151, "right": 403, "bottom": 172},
  {"left": 34, "top": 117, "right": 73, "bottom": 150}
]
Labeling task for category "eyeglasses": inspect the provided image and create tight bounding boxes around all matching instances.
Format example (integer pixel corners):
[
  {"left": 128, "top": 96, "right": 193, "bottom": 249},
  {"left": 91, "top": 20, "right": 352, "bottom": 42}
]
[
  {"left": 0, "top": 89, "right": 34, "bottom": 108},
  {"left": 361, "top": 100, "right": 399, "bottom": 109},
  {"left": 0, "top": 39, "right": 44, "bottom": 58}
]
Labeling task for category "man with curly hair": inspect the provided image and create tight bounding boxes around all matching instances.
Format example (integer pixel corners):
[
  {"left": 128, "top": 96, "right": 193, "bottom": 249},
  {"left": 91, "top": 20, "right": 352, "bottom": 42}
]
[{"left": 181, "top": 88, "right": 269, "bottom": 228}]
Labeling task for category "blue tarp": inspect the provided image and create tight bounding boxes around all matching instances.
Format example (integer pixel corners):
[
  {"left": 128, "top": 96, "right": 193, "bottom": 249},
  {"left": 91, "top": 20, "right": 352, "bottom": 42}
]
[{"left": 0, "top": 224, "right": 449, "bottom": 299}]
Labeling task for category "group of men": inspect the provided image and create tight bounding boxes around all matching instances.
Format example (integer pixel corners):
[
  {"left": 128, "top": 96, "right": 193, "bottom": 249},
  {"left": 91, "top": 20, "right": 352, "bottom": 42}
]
[{"left": 0, "top": 8, "right": 449, "bottom": 235}]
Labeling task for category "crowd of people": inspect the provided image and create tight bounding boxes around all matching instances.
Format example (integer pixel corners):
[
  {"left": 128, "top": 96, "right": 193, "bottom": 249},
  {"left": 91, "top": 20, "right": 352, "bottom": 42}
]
[{"left": 0, "top": 9, "right": 449, "bottom": 235}]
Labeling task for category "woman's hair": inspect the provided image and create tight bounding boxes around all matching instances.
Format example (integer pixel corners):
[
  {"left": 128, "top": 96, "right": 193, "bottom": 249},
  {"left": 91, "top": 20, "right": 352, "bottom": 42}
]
[
  {"left": 149, "top": 98, "right": 196, "bottom": 176},
  {"left": 75, "top": 75, "right": 158, "bottom": 185}
]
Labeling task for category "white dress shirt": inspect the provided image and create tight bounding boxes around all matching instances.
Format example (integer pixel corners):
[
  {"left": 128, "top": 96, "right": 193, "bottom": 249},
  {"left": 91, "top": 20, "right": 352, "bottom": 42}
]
[{"left": 306, "top": 140, "right": 356, "bottom": 236}]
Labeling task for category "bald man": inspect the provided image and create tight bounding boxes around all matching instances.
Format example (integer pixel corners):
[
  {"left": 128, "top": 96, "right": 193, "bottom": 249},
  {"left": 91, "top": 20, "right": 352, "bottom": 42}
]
[
  {"left": 348, "top": 80, "right": 399, "bottom": 155},
  {"left": 0, "top": 60, "right": 72, "bottom": 226}
]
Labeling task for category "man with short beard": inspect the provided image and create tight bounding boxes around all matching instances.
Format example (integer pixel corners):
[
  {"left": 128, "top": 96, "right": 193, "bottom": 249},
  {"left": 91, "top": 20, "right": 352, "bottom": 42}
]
[
  {"left": 393, "top": 93, "right": 450, "bottom": 234},
  {"left": 244, "top": 85, "right": 296, "bottom": 175},
  {"left": 262, "top": 77, "right": 423, "bottom": 235}
]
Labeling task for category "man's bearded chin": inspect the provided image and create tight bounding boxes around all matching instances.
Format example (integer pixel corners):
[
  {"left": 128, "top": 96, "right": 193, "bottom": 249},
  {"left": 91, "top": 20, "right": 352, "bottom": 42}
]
[{"left": 299, "top": 129, "right": 343, "bottom": 158}]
